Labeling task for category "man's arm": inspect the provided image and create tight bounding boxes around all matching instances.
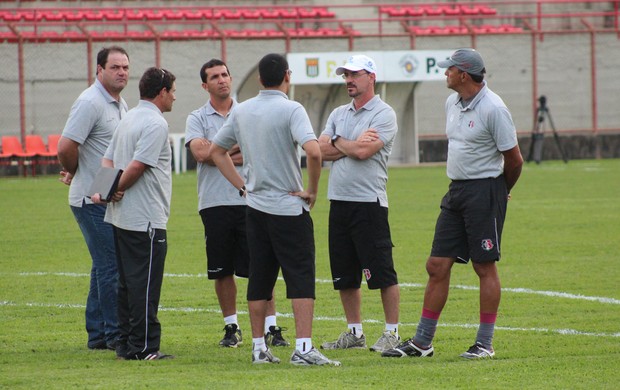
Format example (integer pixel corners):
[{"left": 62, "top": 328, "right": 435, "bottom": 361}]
[
  {"left": 332, "top": 129, "right": 384, "bottom": 160},
  {"left": 291, "top": 140, "right": 321, "bottom": 209},
  {"left": 57, "top": 136, "right": 80, "bottom": 175},
  {"left": 189, "top": 139, "right": 243, "bottom": 166},
  {"left": 211, "top": 143, "right": 245, "bottom": 192},
  {"left": 319, "top": 134, "right": 345, "bottom": 161},
  {"left": 502, "top": 144, "right": 523, "bottom": 193}
]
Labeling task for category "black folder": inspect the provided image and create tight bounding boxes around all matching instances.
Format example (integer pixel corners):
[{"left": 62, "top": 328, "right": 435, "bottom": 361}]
[{"left": 88, "top": 167, "right": 123, "bottom": 202}]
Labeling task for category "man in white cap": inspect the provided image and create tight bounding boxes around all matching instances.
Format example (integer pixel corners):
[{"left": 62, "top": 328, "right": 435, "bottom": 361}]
[
  {"left": 382, "top": 48, "right": 523, "bottom": 359},
  {"left": 318, "top": 54, "right": 401, "bottom": 353}
]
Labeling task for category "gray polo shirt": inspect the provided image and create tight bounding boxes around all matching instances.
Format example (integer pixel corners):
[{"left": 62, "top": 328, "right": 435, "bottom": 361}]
[
  {"left": 185, "top": 99, "right": 246, "bottom": 211},
  {"left": 61, "top": 79, "right": 128, "bottom": 207},
  {"left": 212, "top": 90, "right": 316, "bottom": 216},
  {"left": 321, "top": 95, "right": 397, "bottom": 208},
  {"left": 104, "top": 100, "right": 172, "bottom": 231},
  {"left": 445, "top": 81, "right": 518, "bottom": 180}
]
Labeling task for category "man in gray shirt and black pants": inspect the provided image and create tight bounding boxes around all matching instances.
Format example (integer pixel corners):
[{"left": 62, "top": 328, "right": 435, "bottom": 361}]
[
  {"left": 319, "top": 55, "right": 401, "bottom": 354},
  {"left": 211, "top": 53, "right": 339, "bottom": 367},
  {"left": 95, "top": 67, "right": 177, "bottom": 360}
]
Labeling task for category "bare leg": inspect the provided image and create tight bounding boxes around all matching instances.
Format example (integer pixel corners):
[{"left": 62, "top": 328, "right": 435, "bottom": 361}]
[
  {"left": 291, "top": 298, "right": 314, "bottom": 338},
  {"left": 248, "top": 300, "right": 268, "bottom": 339},
  {"left": 265, "top": 288, "right": 277, "bottom": 317},
  {"left": 338, "top": 288, "right": 362, "bottom": 323},
  {"left": 423, "top": 256, "right": 455, "bottom": 313},
  {"left": 380, "top": 284, "right": 400, "bottom": 324},
  {"left": 472, "top": 262, "right": 501, "bottom": 313},
  {"left": 215, "top": 275, "right": 237, "bottom": 318}
]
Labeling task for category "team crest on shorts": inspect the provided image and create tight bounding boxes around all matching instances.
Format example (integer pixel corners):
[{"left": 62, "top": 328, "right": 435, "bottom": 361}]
[
  {"left": 363, "top": 268, "right": 372, "bottom": 281},
  {"left": 481, "top": 239, "right": 494, "bottom": 251}
]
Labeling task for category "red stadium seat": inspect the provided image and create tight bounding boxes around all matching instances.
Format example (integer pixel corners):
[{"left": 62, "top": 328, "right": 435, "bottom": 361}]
[
  {"left": 84, "top": 10, "right": 105, "bottom": 21},
  {"left": 277, "top": 8, "right": 298, "bottom": 19},
  {"left": 38, "top": 10, "right": 64, "bottom": 22},
  {"left": 241, "top": 9, "right": 261, "bottom": 19},
  {"left": 480, "top": 6, "right": 498, "bottom": 16},
  {"left": 162, "top": 9, "right": 184, "bottom": 20},
  {"left": 259, "top": 9, "right": 280, "bottom": 19},
  {"left": 440, "top": 6, "right": 461, "bottom": 16},
  {"left": 315, "top": 7, "right": 335, "bottom": 18},
  {"left": 182, "top": 9, "right": 207, "bottom": 20},
  {"left": 64, "top": 10, "right": 85, "bottom": 22},
  {"left": 0, "top": 136, "right": 36, "bottom": 176},
  {"left": 125, "top": 9, "right": 145, "bottom": 20},
  {"left": 216, "top": 8, "right": 242, "bottom": 19},
  {"left": 24, "top": 134, "right": 58, "bottom": 173},
  {"left": 102, "top": 10, "right": 125, "bottom": 21},
  {"left": 405, "top": 7, "right": 425, "bottom": 17},
  {"left": 144, "top": 10, "right": 165, "bottom": 20},
  {"left": 423, "top": 6, "right": 443, "bottom": 16}
]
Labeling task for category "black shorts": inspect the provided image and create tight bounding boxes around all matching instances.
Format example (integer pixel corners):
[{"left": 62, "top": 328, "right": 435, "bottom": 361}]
[
  {"left": 245, "top": 207, "right": 316, "bottom": 300},
  {"left": 328, "top": 200, "right": 398, "bottom": 290},
  {"left": 200, "top": 206, "right": 249, "bottom": 279},
  {"left": 431, "top": 176, "right": 508, "bottom": 264}
]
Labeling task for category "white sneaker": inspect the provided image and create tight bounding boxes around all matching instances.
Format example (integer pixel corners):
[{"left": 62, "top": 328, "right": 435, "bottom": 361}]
[
  {"left": 290, "top": 347, "right": 341, "bottom": 366},
  {"left": 320, "top": 331, "right": 366, "bottom": 350},
  {"left": 252, "top": 348, "right": 281, "bottom": 364},
  {"left": 369, "top": 331, "right": 400, "bottom": 353}
]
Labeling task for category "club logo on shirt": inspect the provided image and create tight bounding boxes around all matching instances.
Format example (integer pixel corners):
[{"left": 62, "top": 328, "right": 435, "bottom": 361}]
[
  {"left": 363, "top": 268, "right": 372, "bottom": 281},
  {"left": 469, "top": 121, "right": 475, "bottom": 128},
  {"left": 481, "top": 239, "right": 494, "bottom": 251}
]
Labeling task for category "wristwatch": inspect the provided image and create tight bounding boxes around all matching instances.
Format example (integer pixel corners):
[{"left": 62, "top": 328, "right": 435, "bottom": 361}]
[
  {"left": 331, "top": 134, "right": 340, "bottom": 145},
  {"left": 238, "top": 185, "right": 246, "bottom": 197}
]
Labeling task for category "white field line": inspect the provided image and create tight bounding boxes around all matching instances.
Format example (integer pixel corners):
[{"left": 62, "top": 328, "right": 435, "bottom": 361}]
[
  {"left": 2, "top": 272, "right": 619, "bottom": 338},
  {"left": 14, "top": 272, "right": 620, "bottom": 305},
  {"left": 0, "top": 300, "right": 618, "bottom": 338}
]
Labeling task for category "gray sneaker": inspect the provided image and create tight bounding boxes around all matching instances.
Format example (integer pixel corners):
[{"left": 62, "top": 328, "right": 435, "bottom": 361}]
[
  {"left": 290, "top": 347, "right": 342, "bottom": 366},
  {"left": 320, "top": 331, "right": 366, "bottom": 350},
  {"left": 252, "top": 348, "right": 281, "bottom": 364},
  {"left": 369, "top": 331, "right": 400, "bottom": 353}
]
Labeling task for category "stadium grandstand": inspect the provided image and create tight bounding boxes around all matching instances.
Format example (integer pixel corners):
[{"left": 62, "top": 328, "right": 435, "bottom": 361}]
[{"left": 1, "top": 0, "right": 618, "bottom": 175}]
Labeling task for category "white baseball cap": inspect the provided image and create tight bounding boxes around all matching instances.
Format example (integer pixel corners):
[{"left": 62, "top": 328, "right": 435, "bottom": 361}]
[{"left": 335, "top": 55, "right": 377, "bottom": 75}]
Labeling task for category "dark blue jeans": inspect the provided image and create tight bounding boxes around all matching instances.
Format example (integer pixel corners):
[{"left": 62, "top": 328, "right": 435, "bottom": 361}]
[{"left": 71, "top": 202, "right": 119, "bottom": 348}]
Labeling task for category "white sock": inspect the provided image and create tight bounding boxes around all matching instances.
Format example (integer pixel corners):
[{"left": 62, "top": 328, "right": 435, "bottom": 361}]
[
  {"left": 253, "top": 337, "right": 267, "bottom": 352},
  {"left": 296, "top": 338, "right": 312, "bottom": 354},
  {"left": 386, "top": 323, "right": 399, "bottom": 338},
  {"left": 224, "top": 314, "right": 238, "bottom": 326},
  {"left": 348, "top": 323, "right": 363, "bottom": 337},
  {"left": 264, "top": 315, "right": 277, "bottom": 334}
]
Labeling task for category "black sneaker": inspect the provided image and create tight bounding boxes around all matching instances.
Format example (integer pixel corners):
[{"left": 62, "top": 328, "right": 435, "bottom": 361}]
[
  {"left": 115, "top": 342, "right": 128, "bottom": 360},
  {"left": 381, "top": 338, "right": 434, "bottom": 358},
  {"left": 220, "top": 324, "right": 243, "bottom": 348},
  {"left": 265, "top": 326, "right": 290, "bottom": 347},
  {"left": 460, "top": 342, "right": 495, "bottom": 359},
  {"left": 126, "top": 351, "right": 174, "bottom": 360}
]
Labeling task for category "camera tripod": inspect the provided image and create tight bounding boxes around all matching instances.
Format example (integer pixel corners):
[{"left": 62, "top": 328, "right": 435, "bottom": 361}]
[{"left": 527, "top": 96, "right": 568, "bottom": 164}]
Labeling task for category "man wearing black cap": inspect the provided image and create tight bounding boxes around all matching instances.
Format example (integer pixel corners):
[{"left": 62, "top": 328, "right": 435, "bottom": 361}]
[{"left": 382, "top": 48, "right": 523, "bottom": 360}]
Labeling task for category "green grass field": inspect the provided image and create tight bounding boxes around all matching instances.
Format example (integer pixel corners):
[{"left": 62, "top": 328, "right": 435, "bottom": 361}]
[{"left": 1, "top": 159, "right": 619, "bottom": 389}]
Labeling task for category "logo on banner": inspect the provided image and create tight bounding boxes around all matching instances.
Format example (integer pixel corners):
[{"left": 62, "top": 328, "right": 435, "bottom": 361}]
[
  {"left": 399, "top": 54, "right": 419, "bottom": 78},
  {"left": 305, "top": 58, "right": 319, "bottom": 78}
]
